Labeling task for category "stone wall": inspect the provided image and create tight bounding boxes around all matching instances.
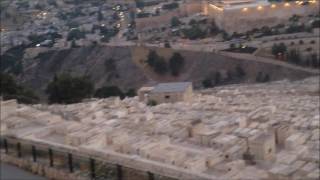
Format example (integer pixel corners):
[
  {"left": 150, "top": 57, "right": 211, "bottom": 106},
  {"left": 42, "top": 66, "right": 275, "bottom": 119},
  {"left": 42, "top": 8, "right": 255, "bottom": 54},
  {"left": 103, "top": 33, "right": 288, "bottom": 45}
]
[
  {"left": 136, "top": 1, "right": 203, "bottom": 31},
  {"left": 205, "top": 2, "right": 320, "bottom": 33}
]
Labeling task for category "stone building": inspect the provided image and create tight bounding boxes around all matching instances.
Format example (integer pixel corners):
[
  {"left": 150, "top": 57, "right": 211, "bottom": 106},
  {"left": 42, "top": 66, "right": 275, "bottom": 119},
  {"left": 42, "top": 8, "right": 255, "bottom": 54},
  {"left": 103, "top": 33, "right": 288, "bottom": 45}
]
[{"left": 138, "top": 82, "right": 193, "bottom": 104}]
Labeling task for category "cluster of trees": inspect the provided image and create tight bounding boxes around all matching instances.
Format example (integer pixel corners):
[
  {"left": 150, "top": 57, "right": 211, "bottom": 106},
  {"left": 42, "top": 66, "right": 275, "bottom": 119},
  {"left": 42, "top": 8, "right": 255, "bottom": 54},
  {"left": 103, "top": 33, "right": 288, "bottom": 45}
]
[
  {"left": 272, "top": 43, "right": 287, "bottom": 57},
  {"left": 146, "top": 51, "right": 185, "bottom": 76},
  {"left": 171, "top": 17, "right": 181, "bottom": 27},
  {"left": 46, "top": 74, "right": 94, "bottom": 104},
  {"left": 95, "top": 86, "right": 136, "bottom": 99},
  {"left": 202, "top": 65, "right": 246, "bottom": 88},
  {"left": 67, "top": 28, "right": 86, "bottom": 41},
  {"left": 182, "top": 25, "right": 206, "bottom": 40},
  {"left": 271, "top": 43, "right": 320, "bottom": 68},
  {"left": 162, "top": 2, "right": 179, "bottom": 10},
  {"left": 0, "top": 73, "right": 39, "bottom": 104},
  {"left": 46, "top": 74, "right": 136, "bottom": 104}
]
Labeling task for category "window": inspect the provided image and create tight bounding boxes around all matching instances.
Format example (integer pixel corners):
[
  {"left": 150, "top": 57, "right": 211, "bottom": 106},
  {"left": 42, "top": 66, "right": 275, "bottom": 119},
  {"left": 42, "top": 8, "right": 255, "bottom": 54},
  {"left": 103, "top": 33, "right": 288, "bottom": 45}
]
[{"left": 165, "top": 95, "right": 170, "bottom": 99}]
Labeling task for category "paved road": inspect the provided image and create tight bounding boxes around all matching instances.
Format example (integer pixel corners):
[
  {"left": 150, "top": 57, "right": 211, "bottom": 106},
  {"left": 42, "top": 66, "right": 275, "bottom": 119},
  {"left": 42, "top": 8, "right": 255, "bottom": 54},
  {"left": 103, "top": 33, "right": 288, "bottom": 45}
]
[{"left": 0, "top": 163, "right": 46, "bottom": 180}]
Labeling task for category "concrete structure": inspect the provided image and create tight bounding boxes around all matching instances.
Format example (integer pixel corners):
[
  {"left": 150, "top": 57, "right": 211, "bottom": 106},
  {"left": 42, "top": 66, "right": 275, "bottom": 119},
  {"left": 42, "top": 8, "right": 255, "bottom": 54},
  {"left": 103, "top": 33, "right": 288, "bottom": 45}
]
[{"left": 138, "top": 82, "right": 193, "bottom": 104}]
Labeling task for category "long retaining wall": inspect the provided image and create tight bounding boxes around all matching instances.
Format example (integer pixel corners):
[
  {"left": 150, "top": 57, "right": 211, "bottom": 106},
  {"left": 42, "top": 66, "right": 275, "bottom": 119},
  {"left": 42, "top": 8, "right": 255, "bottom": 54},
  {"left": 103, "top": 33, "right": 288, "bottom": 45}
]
[
  {"left": 205, "top": 1, "right": 320, "bottom": 33},
  {"left": 0, "top": 136, "right": 213, "bottom": 180}
]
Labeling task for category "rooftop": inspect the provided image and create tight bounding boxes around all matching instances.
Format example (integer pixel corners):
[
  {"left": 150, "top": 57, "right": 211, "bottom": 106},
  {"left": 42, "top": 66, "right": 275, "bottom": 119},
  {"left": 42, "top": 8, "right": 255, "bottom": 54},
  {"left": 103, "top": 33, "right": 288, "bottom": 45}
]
[{"left": 152, "top": 82, "right": 192, "bottom": 93}]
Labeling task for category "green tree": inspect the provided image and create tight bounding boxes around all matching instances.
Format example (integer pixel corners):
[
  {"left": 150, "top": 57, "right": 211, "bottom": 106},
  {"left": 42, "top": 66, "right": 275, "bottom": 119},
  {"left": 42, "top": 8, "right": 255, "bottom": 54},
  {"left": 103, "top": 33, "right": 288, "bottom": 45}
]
[
  {"left": 146, "top": 50, "right": 168, "bottom": 74},
  {"left": 287, "top": 49, "right": 301, "bottom": 64},
  {"left": 182, "top": 25, "right": 206, "bottom": 40},
  {"left": 46, "top": 74, "right": 94, "bottom": 104},
  {"left": 94, "top": 86, "right": 124, "bottom": 99},
  {"left": 67, "top": 28, "right": 85, "bottom": 41},
  {"left": 125, "top": 89, "right": 136, "bottom": 97},
  {"left": 202, "top": 78, "right": 213, "bottom": 88},
  {"left": 311, "top": 53, "right": 319, "bottom": 68},
  {"left": 153, "top": 57, "right": 168, "bottom": 74},
  {"left": 164, "top": 41, "right": 171, "bottom": 48},
  {"left": 71, "top": 40, "right": 78, "bottom": 48},
  {"left": 0, "top": 73, "right": 39, "bottom": 104},
  {"left": 171, "top": 17, "right": 181, "bottom": 27},
  {"left": 147, "top": 99, "right": 157, "bottom": 106},
  {"left": 146, "top": 50, "right": 159, "bottom": 67},
  {"left": 272, "top": 43, "right": 287, "bottom": 57},
  {"left": 214, "top": 72, "right": 221, "bottom": 85},
  {"left": 97, "top": 10, "right": 104, "bottom": 21},
  {"left": 169, "top": 52, "right": 185, "bottom": 76}
]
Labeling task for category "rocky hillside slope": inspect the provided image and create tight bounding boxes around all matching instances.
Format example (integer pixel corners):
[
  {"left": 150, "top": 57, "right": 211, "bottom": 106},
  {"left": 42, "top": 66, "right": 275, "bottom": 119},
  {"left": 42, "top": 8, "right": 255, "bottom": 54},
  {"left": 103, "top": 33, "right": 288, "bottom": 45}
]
[{"left": 11, "top": 45, "right": 316, "bottom": 98}]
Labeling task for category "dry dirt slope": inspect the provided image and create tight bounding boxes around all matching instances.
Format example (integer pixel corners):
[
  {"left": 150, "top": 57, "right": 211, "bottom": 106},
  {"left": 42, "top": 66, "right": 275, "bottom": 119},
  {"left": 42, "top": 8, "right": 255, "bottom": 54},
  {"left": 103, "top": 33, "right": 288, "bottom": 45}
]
[{"left": 18, "top": 45, "right": 315, "bottom": 98}]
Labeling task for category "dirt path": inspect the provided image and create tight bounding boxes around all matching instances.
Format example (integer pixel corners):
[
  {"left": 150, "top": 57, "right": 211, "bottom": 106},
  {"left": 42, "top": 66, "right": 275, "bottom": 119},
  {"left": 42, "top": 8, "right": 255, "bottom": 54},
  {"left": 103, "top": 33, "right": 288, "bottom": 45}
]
[{"left": 218, "top": 52, "right": 320, "bottom": 75}]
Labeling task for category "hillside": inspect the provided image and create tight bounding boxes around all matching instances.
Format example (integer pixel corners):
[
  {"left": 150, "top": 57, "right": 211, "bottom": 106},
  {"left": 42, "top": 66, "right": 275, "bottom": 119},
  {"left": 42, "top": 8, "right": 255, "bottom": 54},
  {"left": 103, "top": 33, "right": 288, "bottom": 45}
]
[{"left": 5, "top": 45, "right": 317, "bottom": 100}]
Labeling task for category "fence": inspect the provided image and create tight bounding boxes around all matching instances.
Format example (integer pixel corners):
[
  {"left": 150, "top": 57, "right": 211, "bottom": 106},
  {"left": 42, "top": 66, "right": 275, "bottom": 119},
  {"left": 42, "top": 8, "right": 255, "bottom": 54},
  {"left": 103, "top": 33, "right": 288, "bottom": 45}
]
[{"left": 0, "top": 137, "right": 178, "bottom": 180}]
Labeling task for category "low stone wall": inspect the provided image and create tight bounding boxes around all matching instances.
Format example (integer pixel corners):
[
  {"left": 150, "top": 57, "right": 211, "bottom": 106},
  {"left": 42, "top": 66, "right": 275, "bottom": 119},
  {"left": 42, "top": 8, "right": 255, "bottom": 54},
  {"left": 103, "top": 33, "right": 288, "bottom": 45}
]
[{"left": 1, "top": 155, "right": 87, "bottom": 180}]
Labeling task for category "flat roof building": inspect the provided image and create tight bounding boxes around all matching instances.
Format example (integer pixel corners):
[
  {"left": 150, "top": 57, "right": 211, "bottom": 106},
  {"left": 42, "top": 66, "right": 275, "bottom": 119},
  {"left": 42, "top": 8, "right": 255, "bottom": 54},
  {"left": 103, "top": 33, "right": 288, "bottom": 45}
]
[{"left": 138, "top": 82, "right": 193, "bottom": 104}]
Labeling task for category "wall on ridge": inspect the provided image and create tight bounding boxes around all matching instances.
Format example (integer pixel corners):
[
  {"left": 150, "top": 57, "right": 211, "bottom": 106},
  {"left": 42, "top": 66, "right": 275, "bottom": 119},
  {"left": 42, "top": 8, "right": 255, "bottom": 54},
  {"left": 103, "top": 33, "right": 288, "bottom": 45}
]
[{"left": 205, "top": 1, "right": 319, "bottom": 33}]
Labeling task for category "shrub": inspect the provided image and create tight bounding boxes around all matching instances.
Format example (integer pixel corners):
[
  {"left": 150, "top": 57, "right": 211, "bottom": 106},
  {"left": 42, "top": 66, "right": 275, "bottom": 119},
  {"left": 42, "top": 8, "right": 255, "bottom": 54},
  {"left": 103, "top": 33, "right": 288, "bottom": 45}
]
[
  {"left": 202, "top": 78, "right": 213, "bottom": 88},
  {"left": 272, "top": 43, "right": 287, "bottom": 56},
  {"left": 171, "top": 17, "right": 181, "bottom": 27},
  {"left": 147, "top": 100, "right": 157, "bottom": 106},
  {"left": 0, "top": 73, "right": 39, "bottom": 104},
  {"left": 146, "top": 51, "right": 168, "bottom": 74},
  {"left": 46, "top": 74, "right": 94, "bottom": 104},
  {"left": 169, "top": 52, "right": 185, "bottom": 76},
  {"left": 94, "top": 86, "right": 124, "bottom": 99}
]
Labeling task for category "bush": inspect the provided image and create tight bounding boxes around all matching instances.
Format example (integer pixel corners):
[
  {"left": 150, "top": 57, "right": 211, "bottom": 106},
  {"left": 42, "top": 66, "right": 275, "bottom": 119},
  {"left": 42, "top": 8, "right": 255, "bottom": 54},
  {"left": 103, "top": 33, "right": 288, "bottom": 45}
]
[
  {"left": 162, "top": 2, "right": 179, "bottom": 10},
  {"left": 125, "top": 89, "right": 136, "bottom": 97},
  {"left": 272, "top": 43, "right": 287, "bottom": 56},
  {"left": 67, "top": 29, "right": 86, "bottom": 41},
  {"left": 0, "top": 73, "right": 39, "bottom": 104},
  {"left": 153, "top": 58, "right": 168, "bottom": 74},
  {"left": 94, "top": 86, "right": 124, "bottom": 99},
  {"left": 287, "top": 49, "right": 302, "bottom": 64},
  {"left": 164, "top": 41, "right": 171, "bottom": 48},
  {"left": 169, "top": 52, "right": 185, "bottom": 76},
  {"left": 147, "top": 100, "right": 157, "bottom": 106},
  {"left": 310, "top": 53, "right": 320, "bottom": 68},
  {"left": 171, "top": 17, "right": 181, "bottom": 27},
  {"left": 146, "top": 51, "right": 168, "bottom": 74},
  {"left": 214, "top": 72, "right": 221, "bottom": 85},
  {"left": 202, "top": 78, "right": 213, "bottom": 88},
  {"left": 46, "top": 74, "right": 94, "bottom": 104},
  {"left": 182, "top": 25, "right": 206, "bottom": 40}
]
